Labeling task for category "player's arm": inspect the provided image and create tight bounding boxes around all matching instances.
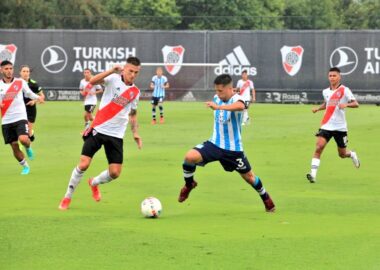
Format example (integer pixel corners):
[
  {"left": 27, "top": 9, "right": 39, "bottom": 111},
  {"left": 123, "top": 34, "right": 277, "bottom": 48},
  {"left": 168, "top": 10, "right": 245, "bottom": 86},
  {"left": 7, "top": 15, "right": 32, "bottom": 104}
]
[
  {"left": 79, "top": 88, "right": 87, "bottom": 96},
  {"left": 339, "top": 99, "right": 359, "bottom": 109},
  {"left": 251, "top": 87, "right": 256, "bottom": 102},
  {"left": 95, "top": 85, "right": 103, "bottom": 95},
  {"left": 150, "top": 81, "right": 155, "bottom": 90},
  {"left": 163, "top": 81, "right": 169, "bottom": 89},
  {"left": 206, "top": 100, "right": 245, "bottom": 111},
  {"left": 129, "top": 109, "right": 142, "bottom": 149},
  {"left": 312, "top": 102, "right": 326, "bottom": 113},
  {"left": 23, "top": 82, "right": 44, "bottom": 104},
  {"left": 90, "top": 66, "right": 122, "bottom": 85},
  {"left": 27, "top": 83, "right": 45, "bottom": 106}
]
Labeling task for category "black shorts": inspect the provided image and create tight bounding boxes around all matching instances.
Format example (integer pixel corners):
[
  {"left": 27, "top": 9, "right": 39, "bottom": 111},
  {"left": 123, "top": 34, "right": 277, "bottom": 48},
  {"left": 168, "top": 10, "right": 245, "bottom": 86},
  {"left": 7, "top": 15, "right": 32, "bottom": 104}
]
[
  {"left": 151, "top": 97, "right": 163, "bottom": 106},
  {"left": 194, "top": 141, "right": 251, "bottom": 173},
  {"left": 84, "top": 105, "right": 96, "bottom": 113},
  {"left": 26, "top": 105, "right": 37, "bottom": 123},
  {"left": 81, "top": 129, "right": 123, "bottom": 164},
  {"left": 316, "top": 129, "right": 348, "bottom": 148},
  {"left": 2, "top": 120, "right": 29, "bottom": 144}
]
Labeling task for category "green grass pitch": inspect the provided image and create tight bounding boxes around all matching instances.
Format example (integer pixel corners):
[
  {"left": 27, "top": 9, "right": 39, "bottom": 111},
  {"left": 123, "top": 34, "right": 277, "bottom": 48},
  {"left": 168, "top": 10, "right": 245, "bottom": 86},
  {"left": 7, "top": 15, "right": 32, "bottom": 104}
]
[{"left": 0, "top": 101, "right": 379, "bottom": 269}]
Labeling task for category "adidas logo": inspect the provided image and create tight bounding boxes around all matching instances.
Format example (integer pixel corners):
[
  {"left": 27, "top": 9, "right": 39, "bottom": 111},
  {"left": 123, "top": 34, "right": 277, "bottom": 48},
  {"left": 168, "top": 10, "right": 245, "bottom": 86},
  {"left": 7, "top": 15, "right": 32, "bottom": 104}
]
[{"left": 214, "top": 46, "right": 257, "bottom": 76}]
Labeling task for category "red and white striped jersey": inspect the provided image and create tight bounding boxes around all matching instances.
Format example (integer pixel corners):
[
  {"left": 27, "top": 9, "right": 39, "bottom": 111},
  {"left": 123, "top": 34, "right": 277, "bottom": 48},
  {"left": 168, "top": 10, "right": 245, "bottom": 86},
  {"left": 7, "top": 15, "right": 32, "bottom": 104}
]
[
  {"left": 236, "top": 79, "right": 254, "bottom": 102},
  {"left": 79, "top": 79, "right": 102, "bottom": 106},
  {"left": 320, "top": 85, "right": 356, "bottom": 132},
  {"left": 94, "top": 74, "right": 140, "bottom": 139},
  {"left": 0, "top": 78, "right": 39, "bottom": 125}
]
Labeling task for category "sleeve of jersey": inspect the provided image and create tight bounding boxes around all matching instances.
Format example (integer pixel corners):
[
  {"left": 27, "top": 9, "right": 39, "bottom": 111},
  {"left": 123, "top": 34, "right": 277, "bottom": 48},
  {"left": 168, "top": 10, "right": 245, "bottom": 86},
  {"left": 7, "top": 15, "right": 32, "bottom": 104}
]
[
  {"left": 33, "top": 82, "right": 42, "bottom": 93},
  {"left": 131, "top": 93, "right": 140, "bottom": 110},
  {"left": 104, "top": 73, "right": 116, "bottom": 86},
  {"left": 345, "top": 87, "right": 356, "bottom": 101},
  {"left": 23, "top": 81, "right": 39, "bottom": 99},
  {"left": 232, "top": 93, "right": 245, "bottom": 103}
]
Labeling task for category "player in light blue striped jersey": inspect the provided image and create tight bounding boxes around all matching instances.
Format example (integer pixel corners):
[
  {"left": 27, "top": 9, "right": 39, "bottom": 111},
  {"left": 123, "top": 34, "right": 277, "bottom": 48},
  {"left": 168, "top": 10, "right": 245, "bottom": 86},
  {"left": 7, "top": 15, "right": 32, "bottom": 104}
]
[
  {"left": 150, "top": 67, "right": 169, "bottom": 124},
  {"left": 178, "top": 74, "right": 275, "bottom": 212}
]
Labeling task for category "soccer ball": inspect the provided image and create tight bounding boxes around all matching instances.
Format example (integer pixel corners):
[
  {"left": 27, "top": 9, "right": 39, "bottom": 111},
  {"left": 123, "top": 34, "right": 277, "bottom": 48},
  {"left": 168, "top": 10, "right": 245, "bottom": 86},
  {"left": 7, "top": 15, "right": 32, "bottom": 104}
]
[{"left": 141, "top": 197, "right": 162, "bottom": 218}]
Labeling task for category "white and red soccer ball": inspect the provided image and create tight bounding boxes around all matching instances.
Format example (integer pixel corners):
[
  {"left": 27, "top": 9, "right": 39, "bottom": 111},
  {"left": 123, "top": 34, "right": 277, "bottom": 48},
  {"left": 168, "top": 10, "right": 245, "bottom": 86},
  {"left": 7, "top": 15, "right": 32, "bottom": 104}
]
[{"left": 141, "top": 197, "right": 162, "bottom": 218}]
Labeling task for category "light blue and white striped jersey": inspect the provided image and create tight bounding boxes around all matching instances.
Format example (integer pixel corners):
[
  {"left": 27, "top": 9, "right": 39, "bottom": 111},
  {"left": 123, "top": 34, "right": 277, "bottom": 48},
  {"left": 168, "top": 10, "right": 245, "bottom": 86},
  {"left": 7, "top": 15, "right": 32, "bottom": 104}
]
[
  {"left": 209, "top": 94, "right": 244, "bottom": 151},
  {"left": 151, "top": 75, "right": 168, "bottom": 98}
]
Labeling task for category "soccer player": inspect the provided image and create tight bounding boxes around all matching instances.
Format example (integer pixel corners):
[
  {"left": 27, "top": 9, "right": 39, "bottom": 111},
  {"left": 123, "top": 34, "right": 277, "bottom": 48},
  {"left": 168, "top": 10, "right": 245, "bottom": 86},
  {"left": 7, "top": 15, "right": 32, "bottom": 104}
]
[
  {"left": 59, "top": 57, "right": 143, "bottom": 210},
  {"left": 235, "top": 70, "right": 255, "bottom": 125},
  {"left": 150, "top": 67, "right": 169, "bottom": 124},
  {"left": 19, "top": 65, "right": 45, "bottom": 141},
  {"left": 0, "top": 60, "right": 44, "bottom": 174},
  {"left": 178, "top": 74, "right": 275, "bottom": 212},
  {"left": 79, "top": 68, "right": 103, "bottom": 130},
  {"left": 306, "top": 67, "right": 360, "bottom": 183}
]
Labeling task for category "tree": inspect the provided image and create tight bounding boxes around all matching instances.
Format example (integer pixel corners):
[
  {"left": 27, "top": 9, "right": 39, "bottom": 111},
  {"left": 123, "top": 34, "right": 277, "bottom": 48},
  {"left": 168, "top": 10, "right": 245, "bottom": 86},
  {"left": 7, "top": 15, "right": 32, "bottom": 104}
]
[
  {"left": 105, "top": 0, "right": 181, "bottom": 29},
  {"left": 176, "top": 0, "right": 284, "bottom": 30},
  {"left": 283, "top": 0, "right": 343, "bottom": 29}
]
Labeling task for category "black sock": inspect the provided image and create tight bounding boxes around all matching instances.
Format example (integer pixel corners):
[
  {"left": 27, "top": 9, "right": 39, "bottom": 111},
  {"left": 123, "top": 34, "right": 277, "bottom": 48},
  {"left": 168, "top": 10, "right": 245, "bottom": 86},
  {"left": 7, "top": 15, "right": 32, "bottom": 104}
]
[
  {"left": 252, "top": 176, "right": 269, "bottom": 200},
  {"left": 29, "top": 134, "right": 35, "bottom": 142},
  {"left": 159, "top": 106, "right": 163, "bottom": 117},
  {"left": 152, "top": 108, "right": 156, "bottom": 120},
  {"left": 183, "top": 162, "right": 196, "bottom": 188}
]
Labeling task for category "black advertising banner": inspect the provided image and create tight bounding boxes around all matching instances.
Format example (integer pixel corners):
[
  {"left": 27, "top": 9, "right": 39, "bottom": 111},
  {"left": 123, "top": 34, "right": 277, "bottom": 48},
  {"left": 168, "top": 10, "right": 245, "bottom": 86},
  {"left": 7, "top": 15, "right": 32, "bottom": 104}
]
[{"left": 1, "top": 29, "right": 380, "bottom": 103}]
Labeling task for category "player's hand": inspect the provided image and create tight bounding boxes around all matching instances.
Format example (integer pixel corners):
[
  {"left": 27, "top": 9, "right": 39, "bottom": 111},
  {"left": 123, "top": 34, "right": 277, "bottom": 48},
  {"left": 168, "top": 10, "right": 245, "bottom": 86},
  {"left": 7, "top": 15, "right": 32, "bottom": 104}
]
[
  {"left": 134, "top": 134, "right": 142, "bottom": 149},
  {"left": 37, "top": 96, "right": 45, "bottom": 104},
  {"left": 338, "top": 103, "right": 347, "bottom": 109},
  {"left": 312, "top": 107, "right": 319, "bottom": 113},
  {"left": 0, "top": 102, "right": 3, "bottom": 108},
  {"left": 26, "top": 100, "right": 36, "bottom": 106},
  {"left": 112, "top": 65, "right": 123, "bottom": 74},
  {"left": 205, "top": 101, "right": 218, "bottom": 110}
]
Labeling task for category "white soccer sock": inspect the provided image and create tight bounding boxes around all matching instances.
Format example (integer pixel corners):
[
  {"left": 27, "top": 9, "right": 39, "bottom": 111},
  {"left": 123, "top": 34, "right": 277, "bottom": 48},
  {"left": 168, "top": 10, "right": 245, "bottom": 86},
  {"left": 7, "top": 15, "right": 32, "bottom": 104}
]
[
  {"left": 19, "top": 159, "right": 29, "bottom": 167},
  {"left": 243, "top": 110, "right": 249, "bottom": 123},
  {"left": 64, "top": 167, "right": 84, "bottom": 199},
  {"left": 311, "top": 158, "right": 320, "bottom": 178},
  {"left": 91, "top": 170, "right": 113, "bottom": 186}
]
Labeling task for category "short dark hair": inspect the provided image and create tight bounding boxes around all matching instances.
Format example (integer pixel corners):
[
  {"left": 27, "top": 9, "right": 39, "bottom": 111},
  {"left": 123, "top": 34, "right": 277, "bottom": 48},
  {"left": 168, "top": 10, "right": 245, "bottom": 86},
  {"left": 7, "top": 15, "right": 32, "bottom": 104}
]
[
  {"left": 20, "top": 65, "right": 30, "bottom": 71},
  {"left": 83, "top": 68, "right": 92, "bottom": 72},
  {"left": 127, "top": 56, "right": 141, "bottom": 66},
  {"left": 214, "top": 74, "right": 232, "bottom": 86},
  {"left": 329, "top": 67, "right": 341, "bottom": 73},
  {"left": 1, "top": 60, "right": 13, "bottom": 67},
  {"left": 241, "top": 70, "right": 248, "bottom": 74}
]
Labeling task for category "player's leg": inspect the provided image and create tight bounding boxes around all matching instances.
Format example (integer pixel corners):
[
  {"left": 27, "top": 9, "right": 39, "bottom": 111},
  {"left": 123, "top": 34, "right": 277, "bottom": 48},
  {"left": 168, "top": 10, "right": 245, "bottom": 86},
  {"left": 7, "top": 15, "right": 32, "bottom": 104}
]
[
  {"left": 239, "top": 171, "right": 275, "bottom": 212},
  {"left": 2, "top": 122, "right": 29, "bottom": 174},
  {"left": 158, "top": 98, "right": 164, "bottom": 123},
  {"left": 84, "top": 106, "right": 92, "bottom": 129},
  {"left": 16, "top": 120, "right": 34, "bottom": 160},
  {"left": 59, "top": 155, "right": 93, "bottom": 210},
  {"left": 26, "top": 106, "right": 36, "bottom": 141},
  {"left": 307, "top": 130, "right": 330, "bottom": 183},
  {"left": 151, "top": 97, "right": 157, "bottom": 124},
  {"left": 59, "top": 132, "right": 101, "bottom": 210},
  {"left": 179, "top": 142, "right": 220, "bottom": 202},
  {"left": 10, "top": 141, "right": 30, "bottom": 175},
  {"left": 334, "top": 132, "right": 360, "bottom": 168},
  {"left": 242, "top": 109, "right": 249, "bottom": 125},
  {"left": 88, "top": 135, "right": 123, "bottom": 201},
  {"left": 178, "top": 149, "right": 202, "bottom": 202}
]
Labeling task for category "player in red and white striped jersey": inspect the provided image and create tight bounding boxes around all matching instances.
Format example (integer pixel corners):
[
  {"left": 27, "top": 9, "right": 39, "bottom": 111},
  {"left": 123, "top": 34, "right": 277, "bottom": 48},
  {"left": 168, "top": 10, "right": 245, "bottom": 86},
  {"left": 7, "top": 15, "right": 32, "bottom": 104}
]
[
  {"left": 306, "top": 67, "right": 360, "bottom": 183},
  {"left": 79, "top": 69, "right": 103, "bottom": 129},
  {"left": 59, "top": 57, "right": 143, "bottom": 210},
  {"left": 0, "top": 60, "right": 44, "bottom": 175},
  {"left": 235, "top": 70, "right": 255, "bottom": 125}
]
